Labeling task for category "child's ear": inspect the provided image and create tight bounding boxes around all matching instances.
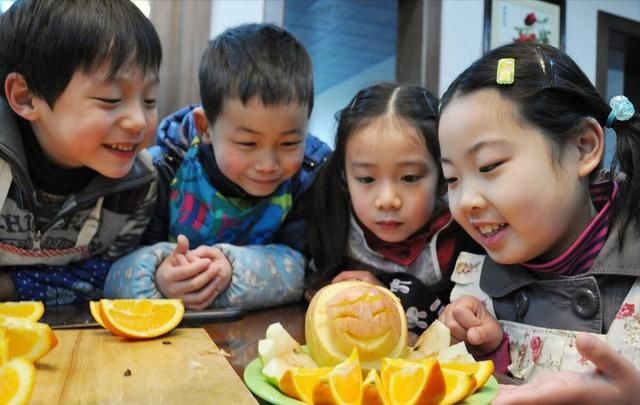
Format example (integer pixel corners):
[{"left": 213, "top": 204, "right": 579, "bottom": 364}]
[
  {"left": 574, "top": 117, "right": 604, "bottom": 178},
  {"left": 4, "top": 73, "right": 39, "bottom": 121},
  {"left": 193, "top": 107, "right": 211, "bottom": 144}
]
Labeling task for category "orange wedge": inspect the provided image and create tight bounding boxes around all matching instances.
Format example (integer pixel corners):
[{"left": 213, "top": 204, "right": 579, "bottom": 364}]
[
  {"left": 0, "top": 316, "right": 58, "bottom": 362},
  {"left": 362, "top": 368, "right": 390, "bottom": 405},
  {"left": 0, "top": 358, "right": 35, "bottom": 405},
  {"left": 313, "top": 348, "right": 362, "bottom": 405},
  {"left": 88, "top": 301, "right": 106, "bottom": 328},
  {"left": 0, "top": 302, "right": 44, "bottom": 322},
  {"left": 381, "top": 357, "right": 445, "bottom": 405},
  {"left": 279, "top": 366, "right": 331, "bottom": 403},
  {"left": 0, "top": 328, "right": 8, "bottom": 366},
  {"left": 98, "top": 299, "right": 184, "bottom": 339},
  {"left": 440, "top": 368, "right": 476, "bottom": 405},
  {"left": 441, "top": 360, "right": 494, "bottom": 392}
]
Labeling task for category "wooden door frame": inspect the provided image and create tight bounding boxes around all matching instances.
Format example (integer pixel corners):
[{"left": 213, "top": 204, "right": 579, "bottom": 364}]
[
  {"left": 397, "top": 0, "right": 441, "bottom": 94},
  {"left": 596, "top": 11, "right": 640, "bottom": 98}
]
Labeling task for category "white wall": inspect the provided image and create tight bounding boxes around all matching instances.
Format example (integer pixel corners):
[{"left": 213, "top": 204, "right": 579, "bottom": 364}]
[
  {"left": 210, "top": 0, "right": 265, "bottom": 38},
  {"left": 439, "top": 0, "right": 640, "bottom": 96},
  {"left": 440, "top": 0, "right": 485, "bottom": 96}
]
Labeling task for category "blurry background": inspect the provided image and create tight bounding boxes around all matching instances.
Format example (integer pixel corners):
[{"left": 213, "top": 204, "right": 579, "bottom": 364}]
[{"left": 2, "top": 0, "right": 638, "bottom": 164}]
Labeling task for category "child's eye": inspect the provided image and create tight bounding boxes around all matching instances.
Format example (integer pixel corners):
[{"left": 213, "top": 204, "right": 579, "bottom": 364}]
[
  {"left": 144, "top": 99, "right": 157, "bottom": 107},
  {"left": 95, "top": 98, "right": 121, "bottom": 104},
  {"left": 444, "top": 177, "right": 458, "bottom": 185},
  {"left": 236, "top": 142, "right": 256, "bottom": 147},
  {"left": 281, "top": 141, "right": 302, "bottom": 148},
  {"left": 402, "top": 175, "right": 423, "bottom": 183},
  {"left": 479, "top": 162, "right": 503, "bottom": 173},
  {"left": 357, "top": 177, "right": 375, "bottom": 184}
]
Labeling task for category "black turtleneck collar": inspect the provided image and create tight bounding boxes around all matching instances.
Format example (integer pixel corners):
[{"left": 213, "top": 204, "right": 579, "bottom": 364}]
[{"left": 19, "top": 118, "right": 96, "bottom": 195}]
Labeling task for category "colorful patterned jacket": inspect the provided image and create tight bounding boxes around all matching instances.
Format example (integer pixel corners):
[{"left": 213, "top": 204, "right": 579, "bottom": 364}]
[{"left": 104, "top": 104, "right": 331, "bottom": 309}]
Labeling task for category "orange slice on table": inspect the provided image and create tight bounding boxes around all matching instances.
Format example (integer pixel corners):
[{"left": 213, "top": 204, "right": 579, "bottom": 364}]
[
  {"left": 381, "top": 357, "right": 445, "bottom": 405},
  {"left": 441, "top": 360, "right": 494, "bottom": 392},
  {"left": 0, "top": 358, "right": 36, "bottom": 405},
  {"left": 88, "top": 301, "right": 106, "bottom": 328},
  {"left": 0, "top": 316, "right": 58, "bottom": 362},
  {"left": 98, "top": 299, "right": 184, "bottom": 339},
  {"left": 0, "top": 302, "right": 45, "bottom": 322},
  {"left": 440, "top": 368, "right": 477, "bottom": 405}
]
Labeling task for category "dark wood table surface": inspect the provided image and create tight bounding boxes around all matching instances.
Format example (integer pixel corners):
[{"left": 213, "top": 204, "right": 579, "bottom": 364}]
[{"left": 203, "top": 301, "right": 307, "bottom": 377}]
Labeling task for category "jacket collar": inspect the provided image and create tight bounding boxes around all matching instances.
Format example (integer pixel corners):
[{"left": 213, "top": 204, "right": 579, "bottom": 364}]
[{"left": 0, "top": 98, "right": 29, "bottom": 183}]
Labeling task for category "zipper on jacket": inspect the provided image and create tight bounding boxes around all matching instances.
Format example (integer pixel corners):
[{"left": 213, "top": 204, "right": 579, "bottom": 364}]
[{"left": 33, "top": 229, "right": 41, "bottom": 250}]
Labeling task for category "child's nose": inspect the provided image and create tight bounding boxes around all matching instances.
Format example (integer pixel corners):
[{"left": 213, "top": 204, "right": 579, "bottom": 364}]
[
  {"left": 120, "top": 101, "right": 148, "bottom": 134},
  {"left": 375, "top": 185, "right": 402, "bottom": 210},
  {"left": 255, "top": 149, "right": 279, "bottom": 172},
  {"left": 456, "top": 182, "right": 486, "bottom": 213}
]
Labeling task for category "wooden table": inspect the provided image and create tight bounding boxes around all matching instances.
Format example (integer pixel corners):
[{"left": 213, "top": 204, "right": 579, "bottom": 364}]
[
  {"left": 31, "top": 328, "right": 258, "bottom": 404},
  {"left": 30, "top": 300, "right": 519, "bottom": 404}
]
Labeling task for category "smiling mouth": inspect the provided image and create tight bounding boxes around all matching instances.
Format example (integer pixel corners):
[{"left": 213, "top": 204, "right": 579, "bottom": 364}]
[
  {"left": 105, "top": 143, "right": 137, "bottom": 152},
  {"left": 252, "top": 178, "right": 279, "bottom": 184},
  {"left": 477, "top": 223, "right": 507, "bottom": 237}
]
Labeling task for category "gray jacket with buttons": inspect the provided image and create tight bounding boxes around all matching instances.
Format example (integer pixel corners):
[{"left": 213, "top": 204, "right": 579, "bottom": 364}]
[{"left": 481, "top": 219, "right": 639, "bottom": 333}]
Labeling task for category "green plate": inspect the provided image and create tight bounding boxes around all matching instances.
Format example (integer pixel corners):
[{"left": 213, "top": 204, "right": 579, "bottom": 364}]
[{"left": 243, "top": 357, "right": 499, "bottom": 405}]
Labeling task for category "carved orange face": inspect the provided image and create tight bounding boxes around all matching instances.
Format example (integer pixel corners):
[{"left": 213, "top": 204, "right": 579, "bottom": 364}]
[
  {"left": 305, "top": 281, "right": 408, "bottom": 369},
  {"left": 325, "top": 286, "right": 403, "bottom": 361}
]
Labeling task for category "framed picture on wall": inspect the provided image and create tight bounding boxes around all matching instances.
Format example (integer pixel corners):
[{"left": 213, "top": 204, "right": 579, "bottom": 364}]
[{"left": 483, "top": 0, "right": 566, "bottom": 53}]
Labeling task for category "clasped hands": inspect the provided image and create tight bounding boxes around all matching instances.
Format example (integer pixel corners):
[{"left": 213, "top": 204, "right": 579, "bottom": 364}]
[{"left": 155, "top": 234, "right": 232, "bottom": 310}]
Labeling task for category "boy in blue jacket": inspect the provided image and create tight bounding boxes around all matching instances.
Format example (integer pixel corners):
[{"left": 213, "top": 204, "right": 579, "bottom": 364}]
[
  {"left": 0, "top": 0, "right": 160, "bottom": 304},
  {"left": 105, "top": 24, "right": 331, "bottom": 310}
]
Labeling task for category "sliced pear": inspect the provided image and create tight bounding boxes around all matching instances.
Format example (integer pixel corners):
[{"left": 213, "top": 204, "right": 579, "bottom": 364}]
[
  {"left": 413, "top": 319, "right": 451, "bottom": 357},
  {"left": 262, "top": 352, "right": 318, "bottom": 385},
  {"left": 258, "top": 322, "right": 304, "bottom": 365},
  {"left": 437, "top": 342, "right": 475, "bottom": 363}
]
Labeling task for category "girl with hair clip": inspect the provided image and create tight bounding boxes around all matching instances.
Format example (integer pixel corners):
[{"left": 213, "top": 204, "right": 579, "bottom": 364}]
[
  {"left": 306, "top": 82, "right": 477, "bottom": 334},
  {"left": 438, "top": 41, "right": 640, "bottom": 404}
]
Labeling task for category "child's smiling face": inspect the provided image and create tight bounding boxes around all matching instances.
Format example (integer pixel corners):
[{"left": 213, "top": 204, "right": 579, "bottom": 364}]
[
  {"left": 345, "top": 116, "right": 439, "bottom": 243},
  {"left": 439, "top": 88, "right": 597, "bottom": 264},
  {"left": 201, "top": 97, "right": 308, "bottom": 197},
  {"left": 28, "top": 62, "right": 159, "bottom": 179}
]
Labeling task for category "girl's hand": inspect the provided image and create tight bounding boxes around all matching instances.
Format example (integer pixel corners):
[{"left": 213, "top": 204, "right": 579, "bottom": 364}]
[
  {"left": 438, "top": 295, "right": 503, "bottom": 355},
  {"left": 156, "top": 235, "right": 218, "bottom": 310},
  {"left": 494, "top": 333, "right": 640, "bottom": 405},
  {"left": 331, "top": 270, "right": 384, "bottom": 286}
]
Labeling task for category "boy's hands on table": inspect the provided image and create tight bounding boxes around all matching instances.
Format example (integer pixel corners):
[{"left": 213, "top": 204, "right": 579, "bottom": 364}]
[
  {"left": 332, "top": 270, "right": 384, "bottom": 286},
  {"left": 156, "top": 235, "right": 232, "bottom": 310},
  {"left": 494, "top": 333, "right": 640, "bottom": 405},
  {"left": 439, "top": 295, "right": 503, "bottom": 355}
]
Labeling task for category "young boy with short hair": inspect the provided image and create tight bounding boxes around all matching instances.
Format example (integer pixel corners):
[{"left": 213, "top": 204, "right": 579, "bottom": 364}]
[
  {"left": 105, "top": 23, "right": 331, "bottom": 310},
  {"left": 0, "top": 0, "right": 161, "bottom": 304}
]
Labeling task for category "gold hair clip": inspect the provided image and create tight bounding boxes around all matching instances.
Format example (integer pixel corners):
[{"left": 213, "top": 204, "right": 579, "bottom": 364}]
[{"left": 496, "top": 58, "right": 516, "bottom": 85}]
